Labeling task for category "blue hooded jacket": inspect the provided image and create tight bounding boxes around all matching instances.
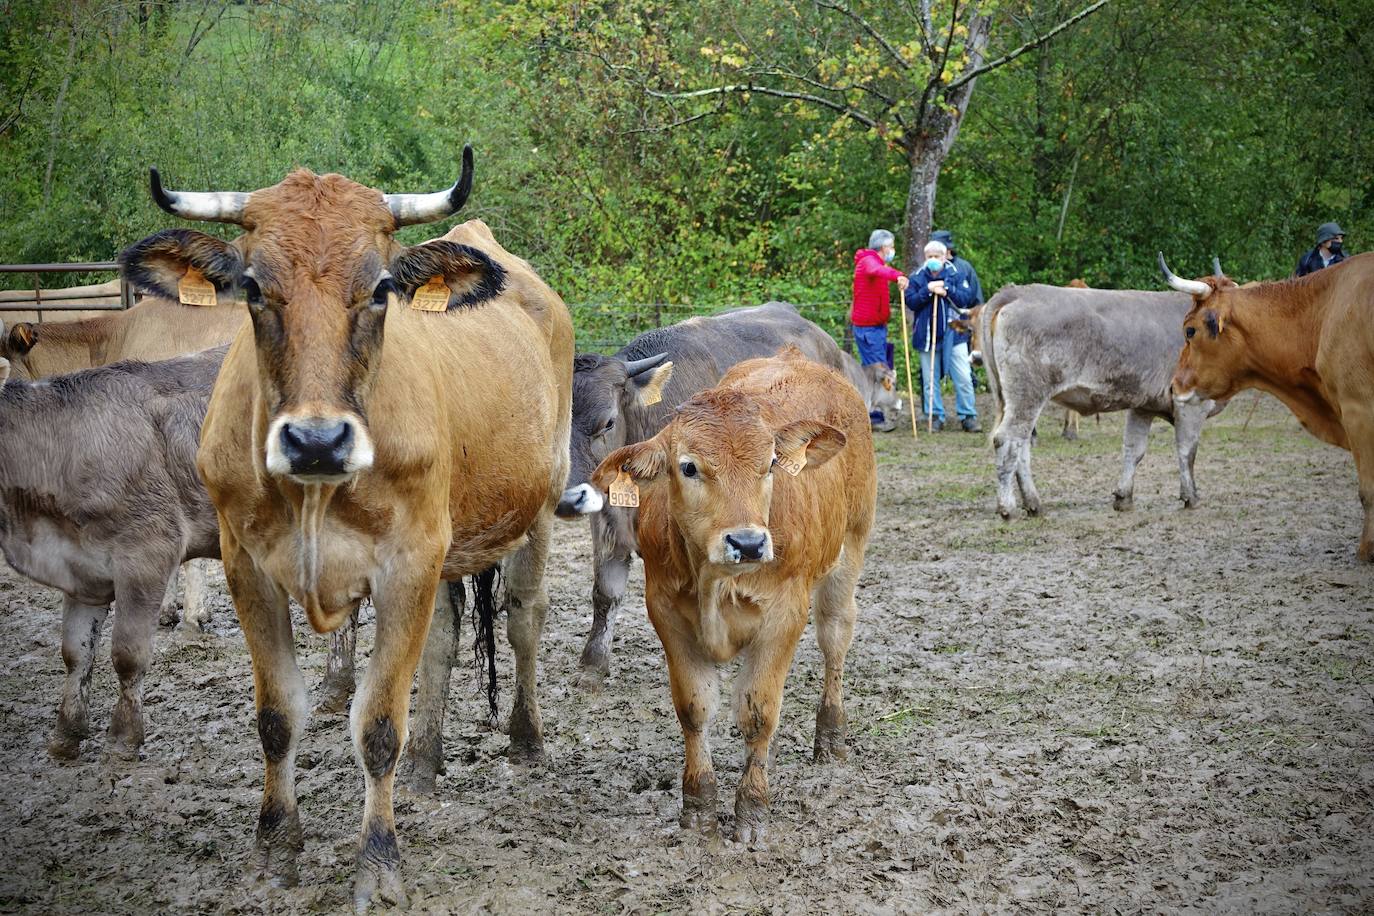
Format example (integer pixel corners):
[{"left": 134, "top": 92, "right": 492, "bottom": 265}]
[{"left": 905, "top": 260, "right": 977, "bottom": 348}]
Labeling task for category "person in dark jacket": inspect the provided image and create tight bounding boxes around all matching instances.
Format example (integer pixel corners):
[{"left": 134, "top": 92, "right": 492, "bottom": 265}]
[
  {"left": 850, "top": 229, "right": 909, "bottom": 431},
  {"left": 905, "top": 240, "right": 979, "bottom": 431},
  {"left": 931, "top": 229, "right": 984, "bottom": 307},
  {"left": 1295, "top": 222, "right": 1348, "bottom": 277}
]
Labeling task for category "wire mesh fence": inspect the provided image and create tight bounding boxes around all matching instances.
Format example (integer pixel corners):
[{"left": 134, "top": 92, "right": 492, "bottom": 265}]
[{"left": 570, "top": 301, "right": 855, "bottom": 354}]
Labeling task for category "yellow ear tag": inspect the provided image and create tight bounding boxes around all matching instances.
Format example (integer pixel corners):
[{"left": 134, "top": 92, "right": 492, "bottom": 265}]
[
  {"left": 608, "top": 469, "right": 640, "bottom": 508},
  {"left": 410, "top": 275, "right": 450, "bottom": 312},
  {"left": 776, "top": 446, "right": 805, "bottom": 477},
  {"left": 177, "top": 266, "right": 217, "bottom": 307}
]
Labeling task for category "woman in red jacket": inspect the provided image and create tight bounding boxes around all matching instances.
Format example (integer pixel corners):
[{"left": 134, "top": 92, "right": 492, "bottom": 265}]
[{"left": 850, "top": 229, "right": 909, "bottom": 431}]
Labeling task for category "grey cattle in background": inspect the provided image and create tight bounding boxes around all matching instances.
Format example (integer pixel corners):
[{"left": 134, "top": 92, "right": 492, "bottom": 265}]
[
  {"left": 977, "top": 284, "right": 1224, "bottom": 518},
  {"left": 839, "top": 350, "right": 902, "bottom": 417},
  {"left": 0, "top": 347, "right": 225, "bottom": 760},
  {"left": 556, "top": 301, "right": 850, "bottom": 689}
]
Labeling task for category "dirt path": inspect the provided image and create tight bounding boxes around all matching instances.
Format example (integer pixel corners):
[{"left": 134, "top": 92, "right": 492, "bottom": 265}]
[{"left": 1, "top": 393, "right": 1370, "bottom": 914}]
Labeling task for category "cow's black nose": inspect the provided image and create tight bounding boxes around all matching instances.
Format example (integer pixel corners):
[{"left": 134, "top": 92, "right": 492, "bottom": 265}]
[
  {"left": 281, "top": 421, "right": 352, "bottom": 476},
  {"left": 724, "top": 530, "right": 768, "bottom": 561}
]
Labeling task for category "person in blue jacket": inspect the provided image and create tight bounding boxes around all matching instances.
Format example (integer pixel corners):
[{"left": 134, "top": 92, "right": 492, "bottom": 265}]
[{"left": 905, "top": 239, "right": 980, "bottom": 432}]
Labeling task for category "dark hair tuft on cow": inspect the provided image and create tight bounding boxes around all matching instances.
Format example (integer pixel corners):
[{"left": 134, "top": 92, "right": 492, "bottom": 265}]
[
  {"left": 391, "top": 241, "right": 507, "bottom": 311},
  {"left": 9, "top": 322, "right": 37, "bottom": 354},
  {"left": 573, "top": 353, "right": 609, "bottom": 372},
  {"left": 1205, "top": 310, "right": 1221, "bottom": 339},
  {"left": 118, "top": 228, "right": 243, "bottom": 299}
]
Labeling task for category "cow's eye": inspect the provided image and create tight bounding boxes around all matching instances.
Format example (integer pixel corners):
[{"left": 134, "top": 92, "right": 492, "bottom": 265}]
[
  {"left": 599, "top": 417, "right": 615, "bottom": 435},
  {"left": 241, "top": 276, "right": 263, "bottom": 307},
  {"left": 371, "top": 277, "right": 398, "bottom": 308},
  {"left": 1185, "top": 326, "right": 1196, "bottom": 340},
  {"left": 679, "top": 460, "right": 698, "bottom": 479}
]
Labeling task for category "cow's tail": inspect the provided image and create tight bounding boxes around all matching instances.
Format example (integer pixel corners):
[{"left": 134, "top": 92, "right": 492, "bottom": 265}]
[
  {"left": 452, "top": 565, "right": 502, "bottom": 728},
  {"left": 979, "top": 291, "right": 1007, "bottom": 446}
]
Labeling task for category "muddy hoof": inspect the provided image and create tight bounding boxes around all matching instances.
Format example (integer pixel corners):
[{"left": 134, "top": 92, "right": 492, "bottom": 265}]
[
  {"left": 1112, "top": 493, "right": 1133, "bottom": 512},
  {"left": 314, "top": 681, "right": 354, "bottom": 716},
  {"left": 813, "top": 704, "right": 848, "bottom": 763},
  {"left": 158, "top": 607, "right": 181, "bottom": 629},
  {"left": 573, "top": 666, "right": 606, "bottom": 695},
  {"left": 353, "top": 862, "right": 407, "bottom": 913},
  {"left": 732, "top": 800, "right": 769, "bottom": 845},
  {"left": 1024, "top": 503, "right": 1042, "bottom": 518},
  {"left": 47, "top": 723, "right": 85, "bottom": 761},
  {"left": 1181, "top": 495, "right": 1200, "bottom": 509},
  {"left": 104, "top": 730, "right": 143, "bottom": 762},
  {"left": 679, "top": 803, "right": 719, "bottom": 836},
  {"left": 507, "top": 739, "right": 546, "bottom": 767},
  {"left": 997, "top": 506, "right": 1013, "bottom": 521}
]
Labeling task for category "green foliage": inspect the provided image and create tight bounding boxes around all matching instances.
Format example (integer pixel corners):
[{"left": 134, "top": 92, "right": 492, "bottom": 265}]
[{"left": 0, "top": 0, "right": 1368, "bottom": 316}]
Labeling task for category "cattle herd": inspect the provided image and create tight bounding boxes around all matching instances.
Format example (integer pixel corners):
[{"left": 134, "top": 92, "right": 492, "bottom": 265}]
[{"left": 0, "top": 151, "right": 1370, "bottom": 910}]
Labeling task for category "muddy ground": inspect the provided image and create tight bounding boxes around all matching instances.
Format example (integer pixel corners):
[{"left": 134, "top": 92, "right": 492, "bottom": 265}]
[{"left": 1, "top": 392, "right": 1371, "bottom": 914}]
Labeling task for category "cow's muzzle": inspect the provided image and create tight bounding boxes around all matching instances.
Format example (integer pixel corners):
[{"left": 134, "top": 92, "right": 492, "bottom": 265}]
[
  {"left": 717, "top": 527, "right": 773, "bottom": 566},
  {"left": 266, "top": 415, "right": 373, "bottom": 481},
  {"left": 556, "top": 483, "right": 604, "bottom": 519}
]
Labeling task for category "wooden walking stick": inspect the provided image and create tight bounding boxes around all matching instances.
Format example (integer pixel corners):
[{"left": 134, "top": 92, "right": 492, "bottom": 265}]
[
  {"left": 927, "top": 291, "right": 941, "bottom": 433},
  {"left": 899, "top": 297, "right": 919, "bottom": 439}
]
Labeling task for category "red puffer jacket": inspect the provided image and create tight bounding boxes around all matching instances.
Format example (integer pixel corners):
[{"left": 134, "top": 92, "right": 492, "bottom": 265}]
[{"left": 850, "top": 248, "right": 903, "bottom": 326}]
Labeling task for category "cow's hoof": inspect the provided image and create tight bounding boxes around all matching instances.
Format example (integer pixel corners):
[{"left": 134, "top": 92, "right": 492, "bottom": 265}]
[
  {"left": 733, "top": 793, "right": 770, "bottom": 846},
  {"left": 1024, "top": 503, "right": 1042, "bottom": 518},
  {"left": 353, "top": 863, "right": 407, "bottom": 913},
  {"left": 573, "top": 666, "right": 607, "bottom": 695},
  {"left": 1181, "top": 496, "right": 1200, "bottom": 510},
  {"left": 997, "top": 506, "right": 1013, "bottom": 521},
  {"left": 158, "top": 607, "right": 180, "bottom": 629},
  {"left": 813, "top": 703, "right": 848, "bottom": 763},
  {"left": 399, "top": 757, "right": 439, "bottom": 797},
  {"left": 1112, "top": 494, "right": 1133, "bottom": 512},
  {"left": 679, "top": 804, "right": 719, "bottom": 837},
  {"left": 47, "top": 722, "right": 85, "bottom": 761},
  {"left": 1062, "top": 430, "right": 1078, "bottom": 441},
  {"left": 105, "top": 726, "right": 144, "bottom": 761},
  {"left": 313, "top": 674, "right": 355, "bottom": 716}
]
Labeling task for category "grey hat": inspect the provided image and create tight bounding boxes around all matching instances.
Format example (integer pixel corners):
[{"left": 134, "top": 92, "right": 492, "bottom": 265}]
[
  {"left": 931, "top": 229, "right": 955, "bottom": 249},
  {"left": 1316, "top": 222, "right": 1345, "bottom": 245}
]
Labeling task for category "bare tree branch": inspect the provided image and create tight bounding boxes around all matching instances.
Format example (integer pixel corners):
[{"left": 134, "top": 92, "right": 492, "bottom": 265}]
[
  {"left": 621, "top": 108, "right": 720, "bottom": 134},
  {"left": 946, "top": 0, "right": 1113, "bottom": 91},
  {"left": 647, "top": 83, "right": 886, "bottom": 134},
  {"left": 814, "top": 0, "right": 911, "bottom": 70}
]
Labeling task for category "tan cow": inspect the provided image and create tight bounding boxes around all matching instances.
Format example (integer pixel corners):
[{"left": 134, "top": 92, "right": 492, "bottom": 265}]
[
  {"left": 118, "top": 149, "right": 573, "bottom": 908},
  {"left": 1165, "top": 251, "right": 1374, "bottom": 562},
  {"left": 591, "top": 346, "right": 876, "bottom": 842}
]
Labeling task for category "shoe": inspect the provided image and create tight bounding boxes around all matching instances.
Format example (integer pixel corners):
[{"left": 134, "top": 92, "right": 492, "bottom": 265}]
[
  {"left": 924, "top": 417, "right": 944, "bottom": 432},
  {"left": 961, "top": 416, "right": 982, "bottom": 433},
  {"left": 871, "top": 417, "right": 897, "bottom": 433}
]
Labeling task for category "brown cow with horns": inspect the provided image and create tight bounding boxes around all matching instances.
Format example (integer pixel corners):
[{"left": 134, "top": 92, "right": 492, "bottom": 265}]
[
  {"left": 591, "top": 347, "right": 876, "bottom": 841},
  {"left": 118, "top": 148, "right": 573, "bottom": 909}
]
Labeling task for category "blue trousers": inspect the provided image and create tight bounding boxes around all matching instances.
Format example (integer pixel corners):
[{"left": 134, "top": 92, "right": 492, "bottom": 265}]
[
  {"left": 916, "top": 337, "right": 977, "bottom": 420},
  {"left": 853, "top": 324, "right": 892, "bottom": 422}
]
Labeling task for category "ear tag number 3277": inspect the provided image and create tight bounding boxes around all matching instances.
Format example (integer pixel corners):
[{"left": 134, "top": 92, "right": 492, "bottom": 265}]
[
  {"left": 608, "top": 469, "right": 640, "bottom": 508},
  {"left": 777, "top": 446, "right": 806, "bottom": 477},
  {"left": 410, "top": 275, "right": 451, "bottom": 312},
  {"left": 178, "top": 267, "right": 217, "bottom": 307}
]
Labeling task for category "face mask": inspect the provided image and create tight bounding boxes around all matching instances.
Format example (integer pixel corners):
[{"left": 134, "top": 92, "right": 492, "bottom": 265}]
[
  {"left": 925, "top": 258, "right": 943, "bottom": 273},
  {"left": 882, "top": 248, "right": 895, "bottom": 263},
  {"left": 1329, "top": 240, "right": 1343, "bottom": 255}
]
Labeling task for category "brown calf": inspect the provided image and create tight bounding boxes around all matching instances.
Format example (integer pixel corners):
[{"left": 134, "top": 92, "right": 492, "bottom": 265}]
[
  {"left": 592, "top": 347, "right": 876, "bottom": 842},
  {"left": 120, "top": 150, "right": 573, "bottom": 908}
]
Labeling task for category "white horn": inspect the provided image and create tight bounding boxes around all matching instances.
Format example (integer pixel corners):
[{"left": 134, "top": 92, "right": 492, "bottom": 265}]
[
  {"left": 149, "top": 168, "right": 249, "bottom": 224},
  {"left": 1157, "top": 252, "right": 1210, "bottom": 297},
  {"left": 384, "top": 144, "right": 474, "bottom": 228}
]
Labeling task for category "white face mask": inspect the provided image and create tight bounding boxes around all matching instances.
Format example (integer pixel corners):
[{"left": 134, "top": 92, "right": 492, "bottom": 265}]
[{"left": 882, "top": 248, "right": 895, "bottom": 263}]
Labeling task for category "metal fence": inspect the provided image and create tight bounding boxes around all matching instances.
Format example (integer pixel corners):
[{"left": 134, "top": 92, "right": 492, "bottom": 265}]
[{"left": 0, "top": 262, "right": 134, "bottom": 320}]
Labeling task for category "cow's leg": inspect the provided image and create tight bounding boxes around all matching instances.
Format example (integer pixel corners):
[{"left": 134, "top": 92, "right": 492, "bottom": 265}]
[
  {"left": 732, "top": 602, "right": 808, "bottom": 845},
  {"left": 1014, "top": 436, "right": 1042, "bottom": 516},
  {"left": 179, "top": 560, "right": 211, "bottom": 632},
  {"left": 107, "top": 571, "right": 169, "bottom": 759},
  {"left": 403, "top": 586, "right": 458, "bottom": 794},
  {"left": 658, "top": 627, "right": 720, "bottom": 836},
  {"left": 223, "top": 541, "right": 305, "bottom": 888},
  {"left": 1113, "top": 409, "right": 1154, "bottom": 511},
  {"left": 1062, "top": 408, "right": 1080, "bottom": 440},
  {"left": 350, "top": 559, "right": 442, "bottom": 911},
  {"left": 577, "top": 512, "right": 630, "bottom": 692},
  {"left": 812, "top": 547, "right": 860, "bottom": 764},
  {"left": 506, "top": 511, "right": 552, "bottom": 763},
  {"left": 992, "top": 401, "right": 1038, "bottom": 519},
  {"left": 1173, "top": 400, "right": 1206, "bottom": 509},
  {"left": 158, "top": 571, "right": 180, "bottom": 628},
  {"left": 1344, "top": 410, "right": 1374, "bottom": 562},
  {"left": 315, "top": 605, "right": 359, "bottom": 715},
  {"left": 49, "top": 596, "right": 110, "bottom": 760}
]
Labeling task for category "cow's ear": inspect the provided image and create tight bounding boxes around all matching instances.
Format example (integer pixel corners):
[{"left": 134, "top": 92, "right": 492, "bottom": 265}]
[
  {"left": 7, "top": 322, "right": 37, "bottom": 355},
  {"left": 1205, "top": 309, "right": 1223, "bottom": 338},
  {"left": 592, "top": 435, "right": 668, "bottom": 491},
  {"left": 118, "top": 228, "right": 243, "bottom": 303},
  {"left": 775, "top": 419, "right": 847, "bottom": 471},
  {"left": 949, "top": 319, "right": 971, "bottom": 334},
  {"left": 631, "top": 361, "right": 673, "bottom": 407},
  {"left": 391, "top": 240, "right": 507, "bottom": 311}
]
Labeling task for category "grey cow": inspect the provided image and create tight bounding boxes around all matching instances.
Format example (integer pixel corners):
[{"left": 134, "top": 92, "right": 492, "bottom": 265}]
[
  {"left": 555, "top": 301, "right": 850, "bottom": 689},
  {"left": 839, "top": 351, "right": 903, "bottom": 419},
  {"left": 976, "top": 284, "right": 1224, "bottom": 519},
  {"left": 0, "top": 348, "right": 224, "bottom": 759}
]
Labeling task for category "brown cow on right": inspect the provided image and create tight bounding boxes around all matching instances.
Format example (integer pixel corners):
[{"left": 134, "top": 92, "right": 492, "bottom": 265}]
[
  {"left": 591, "top": 347, "right": 876, "bottom": 842},
  {"left": 1165, "top": 251, "right": 1374, "bottom": 561}
]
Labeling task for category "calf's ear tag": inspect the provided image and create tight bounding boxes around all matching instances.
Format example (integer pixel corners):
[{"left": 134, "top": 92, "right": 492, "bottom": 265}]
[
  {"left": 608, "top": 468, "right": 640, "bottom": 508},
  {"left": 410, "top": 275, "right": 451, "bottom": 312},
  {"left": 178, "top": 266, "right": 217, "bottom": 307},
  {"left": 776, "top": 446, "right": 805, "bottom": 477}
]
